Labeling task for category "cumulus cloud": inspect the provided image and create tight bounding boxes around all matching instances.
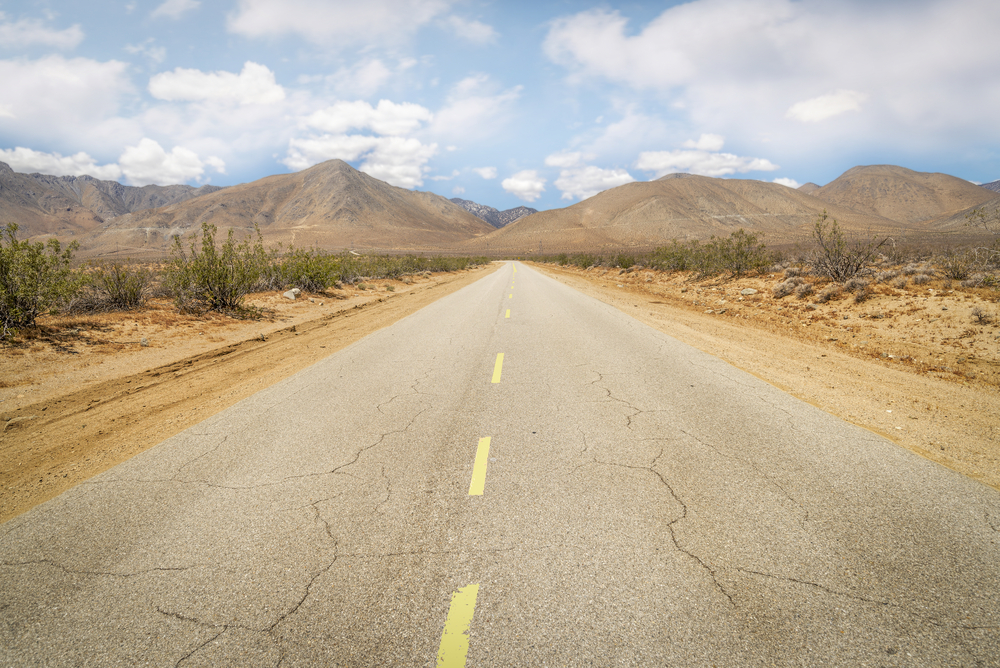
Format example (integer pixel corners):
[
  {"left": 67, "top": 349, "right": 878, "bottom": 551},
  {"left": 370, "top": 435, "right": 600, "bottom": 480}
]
[
  {"left": 149, "top": 61, "right": 285, "bottom": 105},
  {"left": 0, "top": 147, "right": 122, "bottom": 180},
  {"left": 443, "top": 15, "right": 498, "bottom": 44},
  {"left": 472, "top": 166, "right": 496, "bottom": 179},
  {"left": 283, "top": 134, "right": 437, "bottom": 189},
  {"left": 544, "top": 1, "right": 1000, "bottom": 155},
  {"left": 429, "top": 74, "right": 521, "bottom": 140},
  {"left": 636, "top": 136, "right": 779, "bottom": 178},
  {"left": 772, "top": 177, "right": 801, "bottom": 188},
  {"left": 119, "top": 138, "right": 222, "bottom": 186},
  {"left": 0, "top": 13, "right": 84, "bottom": 50},
  {"left": 151, "top": 0, "right": 201, "bottom": 20},
  {"left": 502, "top": 170, "right": 546, "bottom": 202},
  {"left": 304, "top": 100, "right": 432, "bottom": 136},
  {"left": 544, "top": 151, "right": 634, "bottom": 200},
  {"left": 786, "top": 89, "right": 867, "bottom": 123},
  {"left": 125, "top": 38, "right": 167, "bottom": 63},
  {"left": 228, "top": 0, "right": 455, "bottom": 47}
]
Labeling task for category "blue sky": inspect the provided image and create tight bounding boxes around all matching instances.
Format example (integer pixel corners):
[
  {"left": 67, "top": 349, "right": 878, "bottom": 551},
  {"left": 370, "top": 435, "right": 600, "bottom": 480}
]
[{"left": 1, "top": 0, "right": 998, "bottom": 212}]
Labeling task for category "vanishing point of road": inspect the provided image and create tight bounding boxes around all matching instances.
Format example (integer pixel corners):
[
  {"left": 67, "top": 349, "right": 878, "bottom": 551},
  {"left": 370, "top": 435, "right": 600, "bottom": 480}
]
[{"left": 2, "top": 262, "right": 998, "bottom": 666}]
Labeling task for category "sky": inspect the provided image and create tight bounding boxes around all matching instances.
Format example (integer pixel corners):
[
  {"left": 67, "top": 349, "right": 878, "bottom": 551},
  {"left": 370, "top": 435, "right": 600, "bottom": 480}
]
[{"left": 1, "top": 0, "right": 999, "bottom": 212}]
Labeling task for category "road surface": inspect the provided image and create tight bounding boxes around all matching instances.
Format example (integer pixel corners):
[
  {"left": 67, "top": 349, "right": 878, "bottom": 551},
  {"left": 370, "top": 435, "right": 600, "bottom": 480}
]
[{"left": 2, "top": 262, "right": 998, "bottom": 666}]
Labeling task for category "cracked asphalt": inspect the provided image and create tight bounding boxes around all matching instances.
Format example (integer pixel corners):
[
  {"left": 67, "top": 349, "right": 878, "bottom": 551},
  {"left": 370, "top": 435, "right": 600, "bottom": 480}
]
[{"left": 2, "top": 262, "right": 1000, "bottom": 666}]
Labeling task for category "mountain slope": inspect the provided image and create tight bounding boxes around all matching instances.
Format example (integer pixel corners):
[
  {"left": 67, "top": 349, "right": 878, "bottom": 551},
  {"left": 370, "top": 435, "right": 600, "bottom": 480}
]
[
  {"left": 810, "top": 165, "right": 994, "bottom": 225},
  {"left": 458, "top": 173, "right": 901, "bottom": 254},
  {"left": 449, "top": 198, "right": 537, "bottom": 228},
  {"left": 0, "top": 162, "right": 221, "bottom": 239},
  {"left": 981, "top": 179, "right": 1000, "bottom": 194},
  {"left": 81, "top": 160, "right": 494, "bottom": 257}
]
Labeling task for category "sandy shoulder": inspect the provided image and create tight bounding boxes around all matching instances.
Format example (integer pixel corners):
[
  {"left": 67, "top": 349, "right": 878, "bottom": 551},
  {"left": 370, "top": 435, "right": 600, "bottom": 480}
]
[{"left": 532, "top": 263, "right": 1000, "bottom": 493}]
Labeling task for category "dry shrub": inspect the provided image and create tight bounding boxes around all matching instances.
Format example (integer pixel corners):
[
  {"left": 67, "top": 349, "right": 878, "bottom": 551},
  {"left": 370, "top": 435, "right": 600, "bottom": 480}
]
[
  {"left": 892, "top": 276, "right": 909, "bottom": 289},
  {"left": 773, "top": 276, "right": 805, "bottom": 298},
  {"left": 971, "top": 306, "right": 994, "bottom": 324},
  {"left": 815, "top": 284, "right": 842, "bottom": 303},
  {"left": 844, "top": 277, "right": 869, "bottom": 293},
  {"left": 912, "top": 273, "right": 932, "bottom": 285},
  {"left": 795, "top": 282, "right": 815, "bottom": 298}
]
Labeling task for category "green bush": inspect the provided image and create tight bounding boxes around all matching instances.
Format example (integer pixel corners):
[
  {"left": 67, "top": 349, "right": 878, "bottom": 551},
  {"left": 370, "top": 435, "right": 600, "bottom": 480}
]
[
  {"left": 0, "top": 223, "right": 83, "bottom": 337},
  {"left": 164, "top": 222, "right": 268, "bottom": 315},
  {"left": 281, "top": 247, "right": 340, "bottom": 292},
  {"left": 92, "top": 262, "right": 152, "bottom": 310}
]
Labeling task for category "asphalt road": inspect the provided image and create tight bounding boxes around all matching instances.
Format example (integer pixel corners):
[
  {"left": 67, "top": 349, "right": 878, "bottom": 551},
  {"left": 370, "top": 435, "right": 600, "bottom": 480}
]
[{"left": 2, "top": 262, "right": 999, "bottom": 667}]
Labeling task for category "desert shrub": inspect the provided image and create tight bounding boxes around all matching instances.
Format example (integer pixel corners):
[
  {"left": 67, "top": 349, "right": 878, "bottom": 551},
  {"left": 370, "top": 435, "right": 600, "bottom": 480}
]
[
  {"left": 783, "top": 266, "right": 807, "bottom": 278},
  {"left": 815, "top": 284, "right": 842, "bottom": 303},
  {"left": 709, "top": 229, "right": 771, "bottom": 277},
  {"left": 0, "top": 223, "right": 84, "bottom": 336},
  {"left": 164, "top": 222, "right": 269, "bottom": 315},
  {"left": 854, "top": 286, "right": 872, "bottom": 303},
  {"left": 912, "top": 273, "right": 932, "bottom": 285},
  {"left": 90, "top": 262, "right": 153, "bottom": 310},
  {"left": 809, "top": 211, "right": 889, "bottom": 281},
  {"left": 794, "top": 282, "right": 814, "bottom": 298},
  {"left": 940, "top": 250, "right": 971, "bottom": 280},
  {"left": 875, "top": 269, "right": 899, "bottom": 283},
  {"left": 572, "top": 253, "right": 598, "bottom": 269},
  {"left": 892, "top": 276, "right": 909, "bottom": 289},
  {"left": 844, "top": 277, "right": 869, "bottom": 293},
  {"left": 615, "top": 254, "right": 636, "bottom": 269},
  {"left": 280, "top": 247, "right": 339, "bottom": 292},
  {"left": 971, "top": 306, "right": 994, "bottom": 324},
  {"left": 556, "top": 253, "right": 569, "bottom": 266},
  {"left": 773, "top": 276, "right": 804, "bottom": 298},
  {"left": 650, "top": 240, "right": 698, "bottom": 272}
]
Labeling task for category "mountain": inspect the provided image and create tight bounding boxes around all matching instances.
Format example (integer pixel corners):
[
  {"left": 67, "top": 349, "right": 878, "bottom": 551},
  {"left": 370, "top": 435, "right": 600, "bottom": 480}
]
[
  {"left": 78, "top": 160, "right": 494, "bottom": 258},
  {"left": 457, "top": 173, "right": 901, "bottom": 254},
  {"left": 0, "top": 162, "right": 221, "bottom": 239},
  {"left": 981, "top": 179, "right": 1000, "bottom": 194},
  {"left": 449, "top": 198, "right": 537, "bottom": 228},
  {"left": 810, "top": 165, "right": 995, "bottom": 226},
  {"left": 797, "top": 182, "right": 821, "bottom": 194}
]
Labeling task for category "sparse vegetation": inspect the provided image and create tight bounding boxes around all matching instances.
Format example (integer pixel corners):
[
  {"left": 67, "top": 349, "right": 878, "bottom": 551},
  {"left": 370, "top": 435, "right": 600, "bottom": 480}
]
[
  {"left": 971, "top": 306, "right": 994, "bottom": 325},
  {"left": 966, "top": 206, "right": 1000, "bottom": 236},
  {"left": 809, "top": 210, "right": 889, "bottom": 282},
  {"left": 0, "top": 223, "right": 83, "bottom": 338}
]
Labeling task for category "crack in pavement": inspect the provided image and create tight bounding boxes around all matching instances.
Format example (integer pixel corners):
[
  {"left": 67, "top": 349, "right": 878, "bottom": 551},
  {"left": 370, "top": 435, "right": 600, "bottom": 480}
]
[
  {"left": 1, "top": 559, "right": 205, "bottom": 578},
  {"left": 331, "top": 408, "right": 430, "bottom": 476},
  {"left": 591, "top": 451, "right": 736, "bottom": 607},
  {"left": 588, "top": 371, "right": 643, "bottom": 430}
]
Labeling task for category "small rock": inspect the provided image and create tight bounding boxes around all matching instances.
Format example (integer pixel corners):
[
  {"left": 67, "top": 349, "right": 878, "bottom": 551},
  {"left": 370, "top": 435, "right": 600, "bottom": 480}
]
[
  {"left": 617, "top": 284, "right": 624, "bottom": 288},
  {"left": 941, "top": 306, "right": 948, "bottom": 310},
  {"left": 740, "top": 288, "right": 757, "bottom": 296},
  {"left": 140, "top": 338, "right": 149, "bottom": 347},
  {"left": 283, "top": 290, "right": 297, "bottom": 300},
  {"left": 309, "top": 298, "right": 315, "bottom": 303},
  {"left": 319, "top": 301, "right": 324, "bottom": 306}
]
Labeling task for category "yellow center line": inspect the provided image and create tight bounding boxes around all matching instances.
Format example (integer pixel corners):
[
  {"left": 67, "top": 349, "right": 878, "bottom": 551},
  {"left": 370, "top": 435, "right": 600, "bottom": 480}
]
[
  {"left": 505, "top": 309, "right": 510, "bottom": 318},
  {"left": 491, "top": 353, "right": 504, "bottom": 383},
  {"left": 468, "top": 437, "right": 491, "bottom": 496},
  {"left": 436, "top": 584, "right": 480, "bottom": 668},
  {"left": 508, "top": 293, "right": 512, "bottom": 299}
]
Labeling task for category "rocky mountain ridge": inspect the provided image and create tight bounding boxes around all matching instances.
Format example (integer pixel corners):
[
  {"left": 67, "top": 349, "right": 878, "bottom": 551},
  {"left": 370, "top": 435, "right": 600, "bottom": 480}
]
[
  {"left": 981, "top": 179, "right": 1000, "bottom": 194},
  {"left": 449, "top": 198, "right": 537, "bottom": 228}
]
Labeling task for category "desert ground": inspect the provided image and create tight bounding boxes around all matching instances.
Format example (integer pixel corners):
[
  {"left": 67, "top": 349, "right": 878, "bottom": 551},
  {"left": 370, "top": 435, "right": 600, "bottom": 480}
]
[{"left": 2, "top": 260, "right": 998, "bottom": 524}]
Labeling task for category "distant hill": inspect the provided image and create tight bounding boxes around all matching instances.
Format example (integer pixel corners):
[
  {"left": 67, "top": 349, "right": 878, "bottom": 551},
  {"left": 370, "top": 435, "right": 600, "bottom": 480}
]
[
  {"left": 78, "top": 160, "right": 494, "bottom": 258},
  {"left": 981, "top": 179, "right": 1000, "bottom": 194},
  {"left": 457, "top": 173, "right": 901, "bottom": 254},
  {"left": 810, "top": 165, "right": 995, "bottom": 226},
  {"left": 798, "top": 182, "right": 821, "bottom": 194},
  {"left": 449, "top": 198, "right": 537, "bottom": 228},
  {"left": 0, "top": 162, "right": 221, "bottom": 239}
]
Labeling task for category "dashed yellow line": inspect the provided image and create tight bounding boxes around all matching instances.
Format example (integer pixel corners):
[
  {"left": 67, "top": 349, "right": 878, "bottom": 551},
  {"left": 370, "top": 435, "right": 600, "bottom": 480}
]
[
  {"left": 505, "top": 309, "right": 510, "bottom": 319},
  {"left": 491, "top": 353, "right": 504, "bottom": 383},
  {"left": 468, "top": 437, "right": 491, "bottom": 496},
  {"left": 436, "top": 583, "right": 480, "bottom": 667},
  {"left": 508, "top": 293, "right": 512, "bottom": 299}
]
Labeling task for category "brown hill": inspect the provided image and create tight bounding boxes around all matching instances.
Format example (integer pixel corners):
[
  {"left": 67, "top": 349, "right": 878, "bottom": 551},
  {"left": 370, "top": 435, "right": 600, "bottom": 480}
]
[
  {"left": 811, "top": 165, "right": 995, "bottom": 226},
  {"left": 458, "top": 173, "right": 902, "bottom": 254},
  {"left": 798, "top": 182, "right": 821, "bottom": 194},
  {"left": 80, "top": 160, "right": 494, "bottom": 258},
  {"left": 0, "top": 162, "right": 220, "bottom": 240}
]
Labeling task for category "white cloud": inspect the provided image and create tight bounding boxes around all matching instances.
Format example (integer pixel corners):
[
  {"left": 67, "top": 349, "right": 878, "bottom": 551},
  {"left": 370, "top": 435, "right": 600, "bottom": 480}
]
[
  {"left": 0, "top": 56, "right": 133, "bottom": 142},
  {"left": 452, "top": 186, "right": 465, "bottom": 195},
  {"left": 786, "top": 89, "right": 867, "bottom": 123},
  {"left": 502, "top": 170, "right": 546, "bottom": 202},
  {"left": 0, "top": 147, "right": 122, "bottom": 180},
  {"left": 636, "top": 144, "right": 779, "bottom": 178},
  {"left": 125, "top": 38, "right": 167, "bottom": 63},
  {"left": 283, "top": 134, "right": 437, "bottom": 189},
  {"left": 544, "top": 1, "right": 1000, "bottom": 155},
  {"left": 683, "top": 133, "right": 725, "bottom": 151},
  {"left": 304, "top": 100, "right": 432, "bottom": 136},
  {"left": 0, "top": 13, "right": 84, "bottom": 50},
  {"left": 228, "top": 0, "right": 455, "bottom": 47},
  {"left": 443, "top": 15, "right": 498, "bottom": 44},
  {"left": 553, "top": 165, "right": 635, "bottom": 201},
  {"left": 473, "top": 166, "right": 496, "bottom": 179},
  {"left": 151, "top": 0, "right": 201, "bottom": 20},
  {"left": 429, "top": 74, "right": 521, "bottom": 140},
  {"left": 772, "top": 177, "right": 800, "bottom": 188},
  {"left": 544, "top": 151, "right": 587, "bottom": 169},
  {"left": 118, "top": 138, "right": 218, "bottom": 186},
  {"left": 149, "top": 61, "right": 285, "bottom": 105}
]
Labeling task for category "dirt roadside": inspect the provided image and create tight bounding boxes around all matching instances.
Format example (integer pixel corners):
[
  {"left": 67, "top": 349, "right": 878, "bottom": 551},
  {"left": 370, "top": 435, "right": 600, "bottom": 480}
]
[
  {"left": 532, "top": 262, "right": 999, "bottom": 493},
  {"left": 0, "top": 264, "right": 499, "bottom": 523}
]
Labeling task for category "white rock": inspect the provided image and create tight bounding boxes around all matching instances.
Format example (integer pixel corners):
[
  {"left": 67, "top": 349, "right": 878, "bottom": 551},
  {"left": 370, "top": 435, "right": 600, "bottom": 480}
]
[{"left": 283, "top": 290, "right": 297, "bottom": 300}]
